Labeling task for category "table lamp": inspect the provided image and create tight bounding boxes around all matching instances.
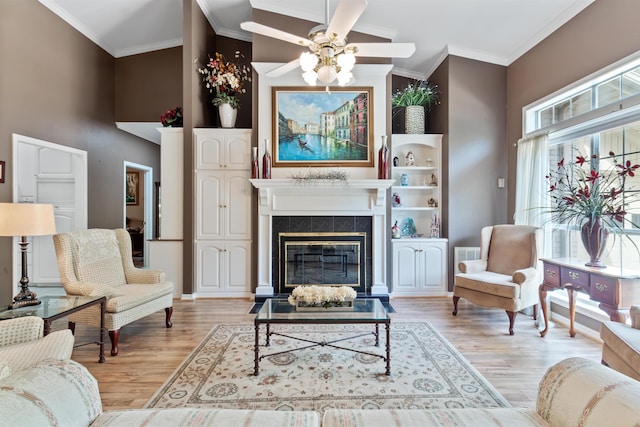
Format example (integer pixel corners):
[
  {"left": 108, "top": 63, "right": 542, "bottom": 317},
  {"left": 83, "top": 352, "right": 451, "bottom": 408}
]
[{"left": 0, "top": 203, "right": 56, "bottom": 309}]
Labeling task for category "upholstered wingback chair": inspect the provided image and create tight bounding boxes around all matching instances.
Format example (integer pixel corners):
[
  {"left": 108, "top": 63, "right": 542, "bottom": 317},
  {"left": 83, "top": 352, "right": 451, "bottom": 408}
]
[
  {"left": 0, "top": 316, "right": 74, "bottom": 379},
  {"left": 453, "top": 224, "right": 543, "bottom": 335},
  {"left": 53, "top": 228, "right": 174, "bottom": 356},
  {"left": 600, "top": 305, "right": 640, "bottom": 381}
]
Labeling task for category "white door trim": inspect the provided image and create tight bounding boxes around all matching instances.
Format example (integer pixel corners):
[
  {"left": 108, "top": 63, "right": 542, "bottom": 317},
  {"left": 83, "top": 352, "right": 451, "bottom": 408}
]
[{"left": 124, "top": 161, "right": 153, "bottom": 267}]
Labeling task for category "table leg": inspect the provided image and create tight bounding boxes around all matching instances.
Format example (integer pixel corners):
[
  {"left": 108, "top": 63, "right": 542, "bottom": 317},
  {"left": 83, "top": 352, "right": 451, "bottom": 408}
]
[
  {"left": 43, "top": 320, "right": 52, "bottom": 336},
  {"left": 567, "top": 288, "right": 576, "bottom": 337},
  {"left": 99, "top": 297, "right": 106, "bottom": 363},
  {"left": 385, "top": 322, "right": 391, "bottom": 376},
  {"left": 254, "top": 322, "right": 259, "bottom": 376},
  {"left": 265, "top": 323, "right": 271, "bottom": 347},
  {"left": 539, "top": 284, "right": 550, "bottom": 338},
  {"left": 375, "top": 323, "right": 379, "bottom": 346}
]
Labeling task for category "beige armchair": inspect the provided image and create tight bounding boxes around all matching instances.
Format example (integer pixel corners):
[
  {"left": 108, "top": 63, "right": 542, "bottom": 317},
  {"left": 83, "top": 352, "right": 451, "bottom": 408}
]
[
  {"left": 453, "top": 224, "right": 543, "bottom": 335},
  {"left": 600, "top": 305, "right": 640, "bottom": 381},
  {"left": 0, "top": 316, "right": 74, "bottom": 379},
  {"left": 53, "top": 228, "right": 174, "bottom": 356}
]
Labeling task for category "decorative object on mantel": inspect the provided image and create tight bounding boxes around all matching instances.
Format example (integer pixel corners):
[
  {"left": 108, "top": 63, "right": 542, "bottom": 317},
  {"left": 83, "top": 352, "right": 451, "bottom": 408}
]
[
  {"left": 261, "top": 139, "right": 272, "bottom": 179},
  {"left": 378, "top": 135, "right": 389, "bottom": 179},
  {"left": 544, "top": 150, "right": 640, "bottom": 267},
  {"left": 160, "top": 106, "right": 183, "bottom": 127},
  {"left": 251, "top": 147, "right": 260, "bottom": 179},
  {"left": 289, "top": 169, "right": 349, "bottom": 186},
  {"left": 392, "top": 80, "right": 439, "bottom": 134},
  {"left": 196, "top": 51, "right": 251, "bottom": 128},
  {"left": 287, "top": 285, "right": 356, "bottom": 311}
]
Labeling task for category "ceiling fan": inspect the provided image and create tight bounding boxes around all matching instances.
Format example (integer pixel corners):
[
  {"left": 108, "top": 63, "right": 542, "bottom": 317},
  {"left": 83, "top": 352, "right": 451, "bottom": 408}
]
[{"left": 240, "top": 0, "right": 415, "bottom": 86}]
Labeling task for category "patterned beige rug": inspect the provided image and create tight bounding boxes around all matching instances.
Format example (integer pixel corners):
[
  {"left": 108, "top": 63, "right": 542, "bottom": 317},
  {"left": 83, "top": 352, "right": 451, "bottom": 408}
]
[{"left": 145, "top": 323, "right": 509, "bottom": 411}]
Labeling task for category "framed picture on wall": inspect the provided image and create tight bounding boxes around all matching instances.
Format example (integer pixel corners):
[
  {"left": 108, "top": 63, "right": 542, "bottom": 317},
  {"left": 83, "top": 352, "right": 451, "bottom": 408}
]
[
  {"left": 0, "top": 161, "right": 5, "bottom": 183},
  {"left": 271, "top": 86, "right": 374, "bottom": 167},
  {"left": 126, "top": 171, "right": 139, "bottom": 205}
]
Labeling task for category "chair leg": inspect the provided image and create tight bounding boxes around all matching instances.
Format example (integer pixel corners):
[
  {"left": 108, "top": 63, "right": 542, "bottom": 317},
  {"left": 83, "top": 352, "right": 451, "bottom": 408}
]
[
  {"left": 68, "top": 321, "right": 76, "bottom": 335},
  {"left": 452, "top": 296, "right": 460, "bottom": 316},
  {"left": 165, "top": 307, "right": 173, "bottom": 328},
  {"left": 506, "top": 311, "right": 517, "bottom": 335},
  {"left": 109, "top": 329, "right": 121, "bottom": 356},
  {"left": 532, "top": 304, "right": 538, "bottom": 321}
]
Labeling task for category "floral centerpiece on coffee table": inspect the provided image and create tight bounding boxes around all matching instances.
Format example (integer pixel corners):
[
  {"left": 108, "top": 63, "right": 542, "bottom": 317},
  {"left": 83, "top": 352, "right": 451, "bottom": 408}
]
[
  {"left": 196, "top": 51, "right": 251, "bottom": 109},
  {"left": 545, "top": 150, "right": 639, "bottom": 266},
  {"left": 288, "top": 285, "right": 357, "bottom": 311}
]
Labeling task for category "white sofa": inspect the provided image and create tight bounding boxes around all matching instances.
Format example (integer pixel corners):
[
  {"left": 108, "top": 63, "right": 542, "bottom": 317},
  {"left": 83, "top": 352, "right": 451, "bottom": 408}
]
[{"left": 1, "top": 357, "right": 639, "bottom": 426}]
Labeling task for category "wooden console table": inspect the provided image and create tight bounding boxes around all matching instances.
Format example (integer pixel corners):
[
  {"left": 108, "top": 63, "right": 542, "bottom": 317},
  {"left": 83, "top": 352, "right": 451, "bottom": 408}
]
[{"left": 539, "top": 258, "right": 640, "bottom": 337}]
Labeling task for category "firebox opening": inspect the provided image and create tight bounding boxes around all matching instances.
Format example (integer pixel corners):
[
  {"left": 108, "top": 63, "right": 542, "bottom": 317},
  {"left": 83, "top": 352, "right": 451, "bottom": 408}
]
[{"left": 279, "top": 232, "right": 366, "bottom": 293}]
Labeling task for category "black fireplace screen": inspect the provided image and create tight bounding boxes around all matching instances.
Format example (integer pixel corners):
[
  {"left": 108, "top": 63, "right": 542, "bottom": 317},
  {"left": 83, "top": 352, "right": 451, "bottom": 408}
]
[{"left": 279, "top": 232, "right": 366, "bottom": 290}]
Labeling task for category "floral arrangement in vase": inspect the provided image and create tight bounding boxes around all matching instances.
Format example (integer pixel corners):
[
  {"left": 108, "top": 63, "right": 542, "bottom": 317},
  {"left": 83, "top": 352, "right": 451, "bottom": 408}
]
[
  {"left": 545, "top": 150, "right": 639, "bottom": 266},
  {"left": 288, "top": 285, "right": 357, "bottom": 309},
  {"left": 160, "top": 106, "right": 183, "bottom": 127},
  {"left": 196, "top": 51, "right": 251, "bottom": 109}
]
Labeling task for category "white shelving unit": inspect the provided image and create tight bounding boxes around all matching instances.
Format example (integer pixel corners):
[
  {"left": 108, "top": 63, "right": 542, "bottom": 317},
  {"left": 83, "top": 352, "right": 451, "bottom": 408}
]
[{"left": 391, "top": 134, "right": 448, "bottom": 296}]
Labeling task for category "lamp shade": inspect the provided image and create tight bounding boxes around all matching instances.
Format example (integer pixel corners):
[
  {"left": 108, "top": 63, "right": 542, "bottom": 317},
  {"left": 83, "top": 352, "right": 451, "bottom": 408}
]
[{"left": 0, "top": 203, "right": 56, "bottom": 236}]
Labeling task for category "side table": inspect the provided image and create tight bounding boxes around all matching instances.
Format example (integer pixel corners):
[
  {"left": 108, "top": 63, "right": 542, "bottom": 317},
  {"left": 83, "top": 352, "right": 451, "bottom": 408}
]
[
  {"left": 539, "top": 258, "right": 640, "bottom": 338},
  {"left": 0, "top": 295, "right": 106, "bottom": 363}
]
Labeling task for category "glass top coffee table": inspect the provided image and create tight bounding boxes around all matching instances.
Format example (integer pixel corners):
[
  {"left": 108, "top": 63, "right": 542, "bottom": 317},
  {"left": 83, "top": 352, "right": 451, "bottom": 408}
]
[
  {"left": 254, "top": 298, "right": 390, "bottom": 376},
  {"left": 0, "top": 295, "right": 106, "bottom": 363}
]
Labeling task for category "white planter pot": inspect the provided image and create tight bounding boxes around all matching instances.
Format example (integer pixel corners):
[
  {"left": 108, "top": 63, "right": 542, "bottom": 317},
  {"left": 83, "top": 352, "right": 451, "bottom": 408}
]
[{"left": 218, "top": 103, "right": 238, "bottom": 128}]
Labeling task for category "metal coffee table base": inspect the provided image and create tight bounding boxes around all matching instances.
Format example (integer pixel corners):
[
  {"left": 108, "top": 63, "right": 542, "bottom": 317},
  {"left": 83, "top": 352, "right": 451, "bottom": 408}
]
[{"left": 254, "top": 321, "right": 390, "bottom": 376}]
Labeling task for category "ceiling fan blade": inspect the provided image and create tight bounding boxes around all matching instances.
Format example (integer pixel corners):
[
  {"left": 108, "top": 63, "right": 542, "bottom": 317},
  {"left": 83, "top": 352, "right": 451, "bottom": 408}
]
[
  {"left": 240, "top": 21, "right": 315, "bottom": 48},
  {"left": 265, "top": 59, "right": 301, "bottom": 78},
  {"left": 326, "top": 0, "right": 368, "bottom": 42},
  {"left": 347, "top": 42, "right": 416, "bottom": 58}
]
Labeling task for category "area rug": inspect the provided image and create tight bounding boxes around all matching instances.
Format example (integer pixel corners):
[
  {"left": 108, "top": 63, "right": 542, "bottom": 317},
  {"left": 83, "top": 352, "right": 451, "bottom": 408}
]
[{"left": 145, "top": 323, "right": 509, "bottom": 411}]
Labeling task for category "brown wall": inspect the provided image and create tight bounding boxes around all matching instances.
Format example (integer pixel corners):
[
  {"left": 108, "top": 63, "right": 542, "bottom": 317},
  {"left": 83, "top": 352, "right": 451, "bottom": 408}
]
[
  {"left": 116, "top": 47, "right": 183, "bottom": 122},
  {"left": 0, "top": 0, "right": 160, "bottom": 302},
  {"left": 506, "top": 0, "right": 640, "bottom": 220},
  {"left": 429, "top": 56, "right": 507, "bottom": 290}
]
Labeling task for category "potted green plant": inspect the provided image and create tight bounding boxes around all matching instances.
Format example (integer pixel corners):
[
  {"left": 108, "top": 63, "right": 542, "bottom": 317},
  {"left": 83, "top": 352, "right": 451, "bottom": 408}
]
[{"left": 392, "top": 80, "right": 439, "bottom": 134}]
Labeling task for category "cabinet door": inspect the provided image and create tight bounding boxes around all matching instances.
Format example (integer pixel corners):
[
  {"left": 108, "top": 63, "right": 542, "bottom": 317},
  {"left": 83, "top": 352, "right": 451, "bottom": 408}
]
[
  {"left": 225, "top": 172, "right": 252, "bottom": 239},
  {"left": 225, "top": 133, "right": 251, "bottom": 170},
  {"left": 195, "top": 133, "right": 223, "bottom": 169},
  {"left": 392, "top": 242, "right": 423, "bottom": 293},
  {"left": 422, "top": 242, "right": 446, "bottom": 293},
  {"left": 226, "top": 240, "right": 251, "bottom": 293},
  {"left": 195, "top": 241, "right": 224, "bottom": 293},
  {"left": 196, "top": 171, "right": 224, "bottom": 239}
]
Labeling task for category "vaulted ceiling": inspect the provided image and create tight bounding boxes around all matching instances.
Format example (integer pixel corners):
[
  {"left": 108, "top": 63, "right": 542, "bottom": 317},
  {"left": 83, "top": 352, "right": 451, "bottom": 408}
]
[{"left": 39, "top": 0, "right": 594, "bottom": 79}]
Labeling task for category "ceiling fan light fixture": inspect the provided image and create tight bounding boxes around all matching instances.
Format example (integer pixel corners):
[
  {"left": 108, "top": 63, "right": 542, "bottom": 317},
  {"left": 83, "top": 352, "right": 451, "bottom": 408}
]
[
  {"left": 300, "top": 52, "right": 318, "bottom": 72},
  {"left": 317, "top": 64, "right": 337, "bottom": 85},
  {"left": 337, "top": 52, "right": 355, "bottom": 72},
  {"left": 337, "top": 70, "right": 353, "bottom": 86},
  {"left": 303, "top": 70, "right": 318, "bottom": 85}
]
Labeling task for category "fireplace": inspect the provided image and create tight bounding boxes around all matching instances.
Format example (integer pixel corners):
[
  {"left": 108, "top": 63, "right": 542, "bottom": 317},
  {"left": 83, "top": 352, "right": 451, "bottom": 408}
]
[
  {"left": 251, "top": 179, "right": 394, "bottom": 297},
  {"left": 276, "top": 227, "right": 369, "bottom": 294}
]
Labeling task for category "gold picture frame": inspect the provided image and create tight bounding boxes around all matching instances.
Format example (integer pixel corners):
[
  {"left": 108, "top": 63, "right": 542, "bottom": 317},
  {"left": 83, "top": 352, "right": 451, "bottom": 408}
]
[{"left": 126, "top": 171, "right": 139, "bottom": 205}]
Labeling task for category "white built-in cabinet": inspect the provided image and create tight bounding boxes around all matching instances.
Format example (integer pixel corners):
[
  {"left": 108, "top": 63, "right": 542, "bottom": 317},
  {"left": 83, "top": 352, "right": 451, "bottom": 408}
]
[
  {"left": 194, "top": 129, "right": 252, "bottom": 297},
  {"left": 391, "top": 134, "right": 448, "bottom": 296}
]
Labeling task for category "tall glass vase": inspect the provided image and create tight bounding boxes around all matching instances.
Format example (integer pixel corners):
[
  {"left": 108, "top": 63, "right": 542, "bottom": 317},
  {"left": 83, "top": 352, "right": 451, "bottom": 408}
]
[
  {"left": 581, "top": 216, "right": 609, "bottom": 268},
  {"left": 262, "top": 139, "right": 271, "bottom": 179},
  {"left": 251, "top": 147, "right": 259, "bottom": 179},
  {"left": 378, "top": 135, "right": 389, "bottom": 179}
]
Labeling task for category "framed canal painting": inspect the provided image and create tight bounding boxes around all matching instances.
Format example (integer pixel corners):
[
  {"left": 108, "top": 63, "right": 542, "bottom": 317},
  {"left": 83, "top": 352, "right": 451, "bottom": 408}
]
[{"left": 272, "top": 86, "right": 374, "bottom": 167}]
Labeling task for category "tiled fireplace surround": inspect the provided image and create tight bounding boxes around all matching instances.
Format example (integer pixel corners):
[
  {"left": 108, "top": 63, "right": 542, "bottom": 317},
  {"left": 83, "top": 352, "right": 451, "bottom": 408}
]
[{"left": 272, "top": 215, "right": 373, "bottom": 294}]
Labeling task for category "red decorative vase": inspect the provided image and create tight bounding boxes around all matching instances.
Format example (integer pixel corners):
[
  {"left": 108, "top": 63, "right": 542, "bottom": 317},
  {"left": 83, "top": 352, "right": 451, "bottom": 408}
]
[
  {"left": 581, "top": 216, "right": 609, "bottom": 268},
  {"left": 378, "top": 135, "right": 389, "bottom": 179},
  {"left": 251, "top": 147, "right": 259, "bottom": 179},
  {"left": 262, "top": 139, "right": 271, "bottom": 179}
]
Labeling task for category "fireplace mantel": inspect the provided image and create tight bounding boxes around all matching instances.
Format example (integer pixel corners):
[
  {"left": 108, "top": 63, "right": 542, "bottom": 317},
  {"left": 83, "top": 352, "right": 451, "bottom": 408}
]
[{"left": 250, "top": 179, "right": 394, "bottom": 297}]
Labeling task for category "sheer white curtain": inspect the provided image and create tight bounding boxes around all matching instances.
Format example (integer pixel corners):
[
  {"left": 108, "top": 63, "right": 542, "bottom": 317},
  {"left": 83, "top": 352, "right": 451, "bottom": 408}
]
[{"left": 514, "top": 133, "right": 549, "bottom": 228}]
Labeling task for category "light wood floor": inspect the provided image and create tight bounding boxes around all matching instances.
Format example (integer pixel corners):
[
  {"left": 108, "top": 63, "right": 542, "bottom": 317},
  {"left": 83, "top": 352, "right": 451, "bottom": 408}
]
[{"left": 68, "top": 297, "right": 602, "bottom": 411}]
